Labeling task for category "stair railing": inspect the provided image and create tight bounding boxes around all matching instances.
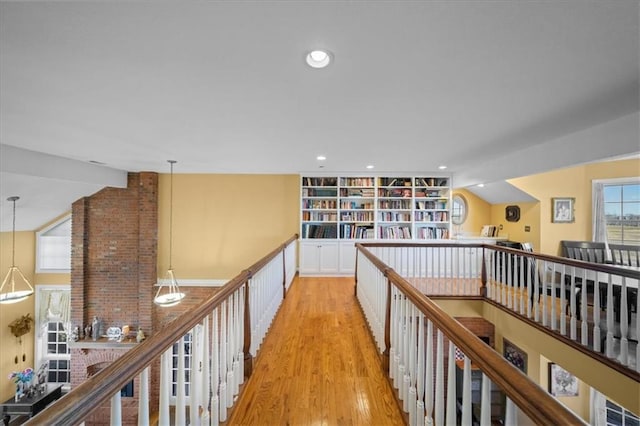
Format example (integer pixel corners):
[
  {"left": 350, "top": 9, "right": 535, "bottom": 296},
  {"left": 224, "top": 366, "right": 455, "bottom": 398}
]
[{"left": 26, "top": 234, "right": 298, "bottom": 426}]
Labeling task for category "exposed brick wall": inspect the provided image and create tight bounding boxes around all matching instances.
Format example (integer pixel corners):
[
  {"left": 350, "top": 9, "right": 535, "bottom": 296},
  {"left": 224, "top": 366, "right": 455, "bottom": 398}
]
[
  {"left": 70, "top": 172, "right": 158, "bottom": 425},
  {"left": 455, "top": 317, "right": 495, "bottom": 348}
]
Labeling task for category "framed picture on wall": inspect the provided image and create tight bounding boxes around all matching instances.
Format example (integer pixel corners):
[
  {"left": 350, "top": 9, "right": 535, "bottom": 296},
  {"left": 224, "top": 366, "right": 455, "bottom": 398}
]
[
  {"left": 548, "top": 363, "right": 579, "bottom": 397},
  {"left": 552, "top": 197, "right": 575, "bottom": 223},
  {"left": 503, "top": 338, "right": 527, "bottom": 373}
]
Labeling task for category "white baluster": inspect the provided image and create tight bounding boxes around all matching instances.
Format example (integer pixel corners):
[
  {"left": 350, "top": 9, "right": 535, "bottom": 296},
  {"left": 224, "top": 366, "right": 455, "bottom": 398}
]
[
  {"left": 434, "top": 331, "right": 444, "bottom": 426},
  {"left": 191, "top": 325, "right": 202, "bottom": 426},
  {"left": 570, "top": 270, "right": 577, "bottom": 341},
  {"left": 138, "top": 366, "right": 150, "bottom": 426},
  {"left": 158, "top": 349, "right": 171, "bottom": 426},
  {"left": 581, "top": 269, "right": 588, "bottom": 345},
  {"left": 211, "top": 309, "right": 220, "bottom": 426},
  {"left": 219, "top": 301, "right": 228, "bottom": 422},
  {"left": 110, "top": 390, "right": 121, "bottom": 426},
  {"left": 201, "top": 316, "right": 210, "bottom": 424},
  {"left": 416, "top": 312, "right": 425, "bottom": 426},
  {"left": 606, "top": 276, "right": 614, "bottom": 358},
  {"left": 505, "top": 397, "right": 517, "bottom": 426},
  {"left": 619, "top": 276, "right": 629, "bottom": 365},
  {"left": 408, "top": 304, "right": 417, "bottom": 417},
  {"left": 176, "top": 335, "right": 186, "bottom": 426},
  {"left": 445, "top": 343, "right": 457, "bottom": 426},
  {"left": 560, "top": 264, "right": 567, "bottom": 336},
  {"left": 425, "top": 321, "right": 434, "bottom": 426},
  {"left": 480, "top": 372, "right": 491, "bottom": 426},
  {"left": 461, "top": 355, "right": 471, "bottom": 425},
  {"left": 227, "top": 297, "right": 235, "bottom": 408}
]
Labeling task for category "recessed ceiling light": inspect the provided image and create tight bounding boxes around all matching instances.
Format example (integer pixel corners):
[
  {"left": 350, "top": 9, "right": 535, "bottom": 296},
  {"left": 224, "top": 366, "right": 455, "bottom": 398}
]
[
  {"left": 438, "top": 165, "right": 447, "bottom": 170},
  {"left": 477, "top": 183, "right": 485, "bottom": 188},
  {"left": 306, "top": 50, "right": 332, "bottom": 69},
  {"left": 316, "top": 155, "right": 326, "bottom": 161},
  {"left": 366, "top": 165, "right": 374, "bottom": 169}
]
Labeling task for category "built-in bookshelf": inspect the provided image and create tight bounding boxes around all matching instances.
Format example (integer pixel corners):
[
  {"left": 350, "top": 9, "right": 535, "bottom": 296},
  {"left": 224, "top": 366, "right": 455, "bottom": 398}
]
[{"left": 301, "top": 175, "right": 450, "bottom": 240}]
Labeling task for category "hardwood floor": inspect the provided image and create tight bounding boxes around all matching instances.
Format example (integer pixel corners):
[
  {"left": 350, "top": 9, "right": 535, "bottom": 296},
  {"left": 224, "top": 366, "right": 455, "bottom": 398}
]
[{"left": 227, "top": 276, "right": 405, "bottom": 426}]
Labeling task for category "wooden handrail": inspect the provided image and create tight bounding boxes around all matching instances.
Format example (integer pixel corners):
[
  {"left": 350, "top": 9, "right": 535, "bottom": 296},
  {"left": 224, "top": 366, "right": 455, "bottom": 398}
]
[
  {"left": 26, "top": 234, "right": 298, "bottom": 426},
  {"left": 356, "top": 243, "right": 587, "bottom": 425},
  {"left": 360, "top": 241, "right": 640, "bottom": 279}
]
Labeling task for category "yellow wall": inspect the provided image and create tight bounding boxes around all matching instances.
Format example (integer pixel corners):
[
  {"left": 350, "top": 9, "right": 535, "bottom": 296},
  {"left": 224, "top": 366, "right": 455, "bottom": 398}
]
[
  {"left": 0, "top": 232, "right": 36, "bottom": 401},
  {"left": 509, "top": 158, "right": 640, "bottom": 256},
  {"left": 158, "top": 174, "right": 300, "bottom": 279},
  {"left": 452, "top": 188, "right": 491, "bottom": 236}
]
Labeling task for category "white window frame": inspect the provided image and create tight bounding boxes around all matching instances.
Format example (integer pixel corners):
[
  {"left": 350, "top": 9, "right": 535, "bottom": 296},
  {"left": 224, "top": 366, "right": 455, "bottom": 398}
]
[
  {"left": 170, "top": 331, "right": 193, "bottom": 404},
  {"left": 35, "top": 285, "right": 71, "bottom": 392},
  {"left": 593, "top": 177, "right": 640, "bottom": 246},
  {"left": 36, "top": 214, "right": 72, "bottom": 273}
]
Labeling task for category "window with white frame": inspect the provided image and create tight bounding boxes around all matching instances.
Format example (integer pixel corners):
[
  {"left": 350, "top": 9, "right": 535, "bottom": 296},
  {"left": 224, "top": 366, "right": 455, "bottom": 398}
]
[
  {"left": 606, "top": 399, "right": 639, "bottom": 426},
  {"left": 36, "top": 215, "right": 71, "bottom": 273},
  {"left": 594, "top": 178, "right": 640, "bottom": 246},
  {"left": 35, "top": 286, "right": 71, "bottom": 390},
  {"left": 171, "top": 332, "right": 193, "bottom": 399}
]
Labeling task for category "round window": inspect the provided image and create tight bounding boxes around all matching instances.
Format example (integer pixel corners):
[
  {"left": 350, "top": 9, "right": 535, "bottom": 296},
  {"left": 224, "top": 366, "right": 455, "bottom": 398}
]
[{"left": 452, "top": 194, "right": 468, "bottom": 225}]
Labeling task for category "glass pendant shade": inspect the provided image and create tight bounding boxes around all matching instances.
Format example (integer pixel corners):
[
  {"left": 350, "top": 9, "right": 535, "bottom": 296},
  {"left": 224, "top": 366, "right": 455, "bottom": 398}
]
[
  {"left": 153, "top": 269, "right": 185, "bottom": 307},
  {"left": 0, "top": 196, "right": 34, "bottom": 304},
  {"left": 153, "top": 160, "right": 184, "bottom": 307}
]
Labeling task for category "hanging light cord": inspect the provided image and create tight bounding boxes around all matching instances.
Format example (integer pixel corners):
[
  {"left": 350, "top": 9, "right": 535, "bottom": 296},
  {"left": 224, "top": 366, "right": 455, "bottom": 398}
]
[
  {"left": 168, "top": 160, "right": 175, "bottom": 270},
  {"left": 10, "top": 197, "right": 17, "bottom": 268}
]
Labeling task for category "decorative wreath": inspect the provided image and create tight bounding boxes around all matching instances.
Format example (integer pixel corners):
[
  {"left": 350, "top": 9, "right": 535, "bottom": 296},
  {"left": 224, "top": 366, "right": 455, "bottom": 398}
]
[{"left": 8, "top": 314, "right": 34, "bottom": 338}]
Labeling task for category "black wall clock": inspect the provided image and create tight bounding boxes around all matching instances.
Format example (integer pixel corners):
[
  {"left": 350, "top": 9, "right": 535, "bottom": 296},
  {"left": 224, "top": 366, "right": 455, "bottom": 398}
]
[{"left": 505, "top": 205, "right": 520, "bottom": 222}]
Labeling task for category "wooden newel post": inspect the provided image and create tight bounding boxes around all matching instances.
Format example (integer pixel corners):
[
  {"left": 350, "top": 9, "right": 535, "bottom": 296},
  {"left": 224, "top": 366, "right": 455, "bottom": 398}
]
[
  {"left": 243, "top": 279, "right": 253, "bottom": 379},
  {"left": 382, "top": 273, "right": 391, "bottom": 372},
  {"left": 480, "top": 247, "right": 487, "bottom": 297}
]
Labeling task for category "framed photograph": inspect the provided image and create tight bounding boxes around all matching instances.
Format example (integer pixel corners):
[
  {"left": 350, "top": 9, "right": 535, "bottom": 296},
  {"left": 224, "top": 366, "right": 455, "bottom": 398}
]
[
  {"left": 503, "top": 338, "right": 527, "bottom": 373},
  {"left": 548, "top": 363, "right": 578, "bottom": 397},
  {"left": 552, "top": 197, "right": 575, "bottom": 223}
]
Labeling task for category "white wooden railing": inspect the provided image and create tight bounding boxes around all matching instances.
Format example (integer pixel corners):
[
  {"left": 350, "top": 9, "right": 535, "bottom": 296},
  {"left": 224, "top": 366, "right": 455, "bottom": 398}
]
[
  {"left": 356, "top": 242, "right": 633, "bottom": 426},
  {"left": 26, "top": 235, "right": 298, "bottom": 426},
  {"left": 366, "top": 242, "right": 639, "bottom": 371}
]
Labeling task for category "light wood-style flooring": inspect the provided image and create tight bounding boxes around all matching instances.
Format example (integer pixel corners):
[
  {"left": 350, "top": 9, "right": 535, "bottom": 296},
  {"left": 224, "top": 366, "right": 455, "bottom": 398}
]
[{"left": 227, "top": 277, "right": 405, "bottom": 426}]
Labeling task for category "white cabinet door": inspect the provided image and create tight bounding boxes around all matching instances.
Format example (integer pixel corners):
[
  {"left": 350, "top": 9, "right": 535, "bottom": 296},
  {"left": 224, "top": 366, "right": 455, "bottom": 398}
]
[
  {"left": 299, "top": 241, "right": 339, "bottom": 275},
  {"left": 339, "top": 241, "right": 357, "bottom": 274}
]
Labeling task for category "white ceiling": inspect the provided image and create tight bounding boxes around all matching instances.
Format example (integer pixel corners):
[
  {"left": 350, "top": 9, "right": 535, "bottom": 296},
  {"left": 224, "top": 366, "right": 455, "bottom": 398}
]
[{"left": 0, "top": 1, "right": 638, "bottom": 231}]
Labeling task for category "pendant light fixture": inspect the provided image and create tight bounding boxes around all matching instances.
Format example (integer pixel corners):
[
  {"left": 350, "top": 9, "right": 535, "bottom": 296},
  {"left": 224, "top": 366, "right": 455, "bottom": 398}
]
[
  {"left": 154, "top": 160, "right": 185, "bottom": 307},
  {"left": 0, "top": 196, "right": 35, "bottom": 304}
]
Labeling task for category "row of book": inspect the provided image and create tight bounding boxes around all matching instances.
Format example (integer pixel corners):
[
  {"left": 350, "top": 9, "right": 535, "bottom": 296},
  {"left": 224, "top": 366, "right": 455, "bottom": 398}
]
[
  {"left": 302, "top": 224, "right": 449, "bottom": 239},
  {"left": 378, "top": 212, "right": 412, "bottom": 222},
  {"left": 302, "top": 211, "right": 338, "bottom": 221},
  {"left": 414, "top": 211, "right": 449, "bottom": 222},
  {"left": 340, "top": 200, "right": 374, "bottom": 209},
  {"left": 302, "top": 224, "right": 338, "bottom": 239},
  {"left": 378, "top": 199, "right": 412, "bottom": 209},
  {"left": 302, "top": 199, "right": 337, "bottom": 209},
  {"left": 340, "top": 188, "right": 376, "bottom": 197},
  {"left": 340, "top": 177, "right": 375, "bottom": 187},
  {"left": 415, "top": 201, "right": 448, "bottom": 210},
  {"left": 416, "top": 227, "right": 450, "bottom": 239},
  {"left": 303, "top": 177, "right": 338, "bottom": 186},
  {"left": 378, "top": 177, "right": 413, "bottom": 187},
  {"left": 415, "top": 189, "right": 448, "bottom": 198},
  {"left": 302, "top": 188, "right": 338, "bottom": 197},
  {"left": 378, "top": 188, "right": 413, "bottom": 198},
  {"left": 340, "top": 224, "right": 375, "bottom": 239},
  {"left": 378, "top": 226, "right": 412, "bottom": 239},
  {"left": 341, "top": 211, "right": 374, "bottom": 221}
]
